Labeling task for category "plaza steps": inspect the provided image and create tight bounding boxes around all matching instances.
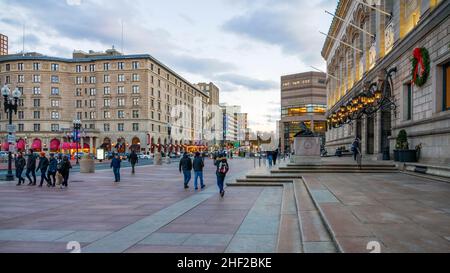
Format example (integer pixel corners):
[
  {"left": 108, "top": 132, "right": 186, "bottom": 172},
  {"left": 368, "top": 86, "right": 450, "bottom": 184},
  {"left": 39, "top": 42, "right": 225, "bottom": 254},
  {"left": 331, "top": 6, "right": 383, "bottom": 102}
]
[
  {"left": 273, "top": 164, "right": 399, "bottom": 173},
  {"left": 228, "top": 173, "right": 338, "bottom": 253}
]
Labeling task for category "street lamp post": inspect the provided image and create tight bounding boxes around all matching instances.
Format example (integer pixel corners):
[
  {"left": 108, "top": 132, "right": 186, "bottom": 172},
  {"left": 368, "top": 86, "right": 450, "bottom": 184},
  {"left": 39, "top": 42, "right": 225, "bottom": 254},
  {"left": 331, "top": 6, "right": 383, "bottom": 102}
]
[
  {"left": 73, "top": 119, "right": 82, "bottom": 165},
  {"left": 166, "top": 123, "right": 172, "bottom": 164},
  {"left": 2, "top": 85, "right": 22, "bottom": 181}
]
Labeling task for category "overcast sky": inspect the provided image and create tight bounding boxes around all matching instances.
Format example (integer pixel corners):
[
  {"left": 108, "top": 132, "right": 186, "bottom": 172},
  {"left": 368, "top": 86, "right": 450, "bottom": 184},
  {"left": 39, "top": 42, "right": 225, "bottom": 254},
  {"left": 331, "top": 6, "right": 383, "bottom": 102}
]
[{"left": 0, "top": 0, "right": 336, "bottom": 132}]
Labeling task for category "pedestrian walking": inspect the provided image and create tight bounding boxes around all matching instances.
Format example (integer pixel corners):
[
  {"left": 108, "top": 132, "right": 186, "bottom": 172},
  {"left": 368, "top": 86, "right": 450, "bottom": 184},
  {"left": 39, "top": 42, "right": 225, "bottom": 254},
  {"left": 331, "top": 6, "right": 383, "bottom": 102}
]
[
  {"left": 110, "top": 154, "right": 122, "bottom": 182},
  {"left": 58, "top": 155, "right": 72, "bottom": 188},
  {"left": 129, "top": 150, "right": 138, "bottom": 174},
  {"left": 267, "top": 151, "right": 273, "bottom": 167},
  {"left": 179, "top": 152, "right": 192, "bottom": 189},
  {"left": 47, "top": 153, "right": 58, "bottom": 187},
  {"left": 36, "top": 152, "right": 50, "bottom": 187},
  {"left": 273, "top": 149, "right": 279, "bottom": 166},
  {"left": 15, "top": 152, "right": 26, "bottom": 186},
  {"left": 215, "top": 153, "right": 229, "bottom": 198},
  {"left": 193, "top": 152, "right": 205, "bottom": 191},
  {"left": 25, "top": 149, "right": 37, "bottom": 186},
  {"left": 351, "top": 138, "right": 360, "bottom": 161}
]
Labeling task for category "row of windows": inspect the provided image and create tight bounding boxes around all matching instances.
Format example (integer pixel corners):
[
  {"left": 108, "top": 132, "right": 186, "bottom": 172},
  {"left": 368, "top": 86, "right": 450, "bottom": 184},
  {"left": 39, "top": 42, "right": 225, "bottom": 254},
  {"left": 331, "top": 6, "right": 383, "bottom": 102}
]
[
  {"left": 282, "top": 79, "right": 325, "bottom": 88},
  {"left": 9, "top": 122, "right": 142, "bottom": 133},
  {"left": 281, "top": 104, "right": 327, "bottom": 117}
]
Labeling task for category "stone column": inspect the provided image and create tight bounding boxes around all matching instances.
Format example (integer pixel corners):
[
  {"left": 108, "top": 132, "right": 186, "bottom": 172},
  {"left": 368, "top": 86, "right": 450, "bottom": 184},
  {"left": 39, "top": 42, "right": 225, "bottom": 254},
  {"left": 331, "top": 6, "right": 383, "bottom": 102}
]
[
  {"left": 374, "top": 111, "right": 382, "bottom": 159},
  {"left": 361, "top": 117, "right": 367, "bottom": 155}
]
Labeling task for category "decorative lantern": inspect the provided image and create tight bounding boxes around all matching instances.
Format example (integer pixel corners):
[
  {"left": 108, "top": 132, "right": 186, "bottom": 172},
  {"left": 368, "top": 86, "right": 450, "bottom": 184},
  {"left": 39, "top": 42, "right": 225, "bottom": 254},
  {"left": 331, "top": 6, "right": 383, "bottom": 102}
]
[{"left": 374, "top": 89, "right": 382, "bottom": 100}]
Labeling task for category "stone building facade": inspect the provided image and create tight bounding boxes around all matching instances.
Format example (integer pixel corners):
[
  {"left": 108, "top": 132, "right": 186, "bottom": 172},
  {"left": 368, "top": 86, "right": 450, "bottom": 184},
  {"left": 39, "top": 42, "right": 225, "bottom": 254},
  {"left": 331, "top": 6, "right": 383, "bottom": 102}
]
[
  {"left": 322, "top": 0, "right": 449, "bottom": 164},
  {"left": 280, "top": 71, "right": 327, "bottom": 153},
  {"left": 0, "top": 49, "right": 209, "bottom": 155}
]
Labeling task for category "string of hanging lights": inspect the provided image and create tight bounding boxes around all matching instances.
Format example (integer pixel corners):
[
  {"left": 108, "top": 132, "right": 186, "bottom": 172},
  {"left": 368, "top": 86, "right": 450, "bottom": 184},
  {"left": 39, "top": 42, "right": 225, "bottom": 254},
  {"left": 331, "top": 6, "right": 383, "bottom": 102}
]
[{"left": 327, "top": 67, "right": 398, "bottom": 128}]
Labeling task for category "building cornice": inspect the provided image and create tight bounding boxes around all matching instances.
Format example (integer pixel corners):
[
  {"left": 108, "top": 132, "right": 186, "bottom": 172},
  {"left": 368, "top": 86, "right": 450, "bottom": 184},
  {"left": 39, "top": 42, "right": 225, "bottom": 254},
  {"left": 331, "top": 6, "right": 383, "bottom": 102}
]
[{"left": 321, "top": 0, "right": 350, "bottom": 60}]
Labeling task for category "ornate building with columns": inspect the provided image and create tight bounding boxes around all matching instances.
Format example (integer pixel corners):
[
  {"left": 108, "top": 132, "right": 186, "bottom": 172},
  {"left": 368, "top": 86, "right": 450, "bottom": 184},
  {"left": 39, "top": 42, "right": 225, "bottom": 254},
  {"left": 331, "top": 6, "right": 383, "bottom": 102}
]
[
  {"left": 0, "top": 49, "right": 209, "bottom": 155},
  {"left": 322, "top": 0, "right": 449, "bottom": 164}
]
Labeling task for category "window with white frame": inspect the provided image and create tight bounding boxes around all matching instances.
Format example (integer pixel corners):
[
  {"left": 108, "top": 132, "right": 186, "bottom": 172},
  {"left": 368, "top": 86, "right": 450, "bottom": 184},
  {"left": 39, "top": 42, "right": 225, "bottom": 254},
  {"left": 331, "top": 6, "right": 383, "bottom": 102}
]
[
  {"left": 51, "top": 111, "right": 60, "bottom": 119},
  {"left": 118, "top": 74, "right": 125, "bottom": 82},
  {"left": 33, "top": 87, "right": 41, "bottom": 95},
  {"left": 51, "top": 87, "right": 60, "bottom": 95},
  {"left": 104, "top": 86, "right": 110, "bottom": 95},
  {"left": 132, "top": 85, "right": 140, "bottom": 94},
  {"left": 118, "top": 98, "right": 125, "bottom": 107}
]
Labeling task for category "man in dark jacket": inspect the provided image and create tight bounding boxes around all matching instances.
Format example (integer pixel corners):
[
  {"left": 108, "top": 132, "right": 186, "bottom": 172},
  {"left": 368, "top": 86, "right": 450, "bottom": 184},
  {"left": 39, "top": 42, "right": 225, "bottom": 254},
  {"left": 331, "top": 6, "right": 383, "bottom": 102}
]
[
  {"left": 58, "top": 156, "right": 72, "bottom": 188},
  {"left": 36, "top": 152, "right": 50, "bottom": 187},
  {"left": 215, "top": 153, "right": 229, "bottom": 198},
  {"left": 26, "top": 149, "right": 37, "bottom": 186},
  {"left": 179, "top": 152, "right": 192, "bottom": 189},
  {"left": 193, "top": 152, "right": 205, "bottom": 191},
  {"left": 110, "top": 154, "right": 122, "bottom": 182},
  {"left": 273, "top": 149, "right": 279, "bottom": 166},
  {"left": 15, "top": 152, "right": 26, "bottom": 186},
  {"left": 129, "top": 151, "right": 138, "bottom": 174},
  {"left": 47, "top": 153, "right": 58, "bottom": 187}
]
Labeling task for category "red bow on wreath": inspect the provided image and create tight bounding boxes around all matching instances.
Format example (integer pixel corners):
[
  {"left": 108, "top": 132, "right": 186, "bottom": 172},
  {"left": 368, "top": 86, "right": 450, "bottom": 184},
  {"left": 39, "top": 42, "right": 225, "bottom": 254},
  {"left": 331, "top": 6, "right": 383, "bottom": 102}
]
[{"left": 413, "top": 48, "right": 425, "bottom": 83}]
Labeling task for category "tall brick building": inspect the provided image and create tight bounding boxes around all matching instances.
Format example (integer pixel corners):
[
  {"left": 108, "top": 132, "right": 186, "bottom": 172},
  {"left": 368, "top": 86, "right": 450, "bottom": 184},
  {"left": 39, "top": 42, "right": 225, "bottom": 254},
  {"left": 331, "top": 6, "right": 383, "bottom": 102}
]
[{"left": 0, "top": 34, "right": 7, "bottom": 56}]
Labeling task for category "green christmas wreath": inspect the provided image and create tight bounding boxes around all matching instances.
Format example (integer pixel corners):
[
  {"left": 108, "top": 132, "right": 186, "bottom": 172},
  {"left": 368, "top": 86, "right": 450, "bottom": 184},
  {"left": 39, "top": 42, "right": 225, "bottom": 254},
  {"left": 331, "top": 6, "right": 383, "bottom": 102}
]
[{"left": 411, "top": 47, "right": 430, "bottom": 87}]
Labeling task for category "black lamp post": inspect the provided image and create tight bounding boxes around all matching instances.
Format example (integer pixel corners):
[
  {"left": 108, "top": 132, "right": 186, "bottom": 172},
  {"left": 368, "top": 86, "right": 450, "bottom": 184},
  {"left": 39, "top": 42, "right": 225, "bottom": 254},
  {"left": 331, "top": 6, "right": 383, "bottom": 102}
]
[
  {"left": 2, "top": 85, "right": 22, "bottom": 181},
  {"left": 73, "top": 119, "right": 82, "bottom": 165}
]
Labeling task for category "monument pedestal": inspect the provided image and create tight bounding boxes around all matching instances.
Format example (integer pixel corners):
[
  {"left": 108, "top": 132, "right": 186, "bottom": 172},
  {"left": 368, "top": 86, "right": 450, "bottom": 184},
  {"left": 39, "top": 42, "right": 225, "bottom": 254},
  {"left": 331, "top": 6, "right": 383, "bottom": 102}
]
[{"left": 291, "top": 136, "right": 322, "bottom": 165}]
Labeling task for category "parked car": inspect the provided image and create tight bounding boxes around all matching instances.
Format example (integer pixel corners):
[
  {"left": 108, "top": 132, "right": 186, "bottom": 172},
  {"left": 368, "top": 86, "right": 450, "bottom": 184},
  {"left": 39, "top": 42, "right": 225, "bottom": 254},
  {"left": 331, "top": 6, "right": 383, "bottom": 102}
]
[
  {"left": 0, "top": 151, "right": 9, "bottom": 159},
  {"left": 138, "top": 153, "right": 151, "bottom": 159}
]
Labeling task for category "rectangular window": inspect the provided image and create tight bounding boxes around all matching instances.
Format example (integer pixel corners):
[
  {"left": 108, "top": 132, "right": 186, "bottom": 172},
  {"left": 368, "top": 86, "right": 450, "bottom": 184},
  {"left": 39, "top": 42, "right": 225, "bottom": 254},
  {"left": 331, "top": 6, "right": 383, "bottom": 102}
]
[
  {"left": 51, "top": 124, "right": 59, "bottom": 132},
  {"left": 34, "top": 111, "right": 40, "bottom": 119},
  {"left": 132, "top": 61, "right": 140, "bottom": 69},
  {"left": 118, "top": 62, "right": 124, "bottom": 70},
  {"left": 18, "top": 75, "right": 24, "bottom": 83},
  {"left": 33, "top": 124, "right": 40, "bottom": 132},
  {"left": 132, "top": 123, "right": 139, "bottom": 131},
  {"left": 132, "top": 110, "right": 139, "bottom": 118},
  {"left": 33, "top": 63, "right": 41, "bottom": 71},
  {"left": 51, "top": 111, "right": 59, "bottom": 119},
  {"left": 104, "top": 86, "right": 111, "bottom": 95},
  {"left": 33, "top": 99, "right": 40, "bottom": 107},
  {"left": 104, "top": 123, "right": 110, "bottom": 132},
  {"left": 118, "top": 74, "right": 125, "bottom": 82},
  {"left": 104, "top": 99, "right": 111, "bottom": 107},
  {"left": 103, "top": 74, "right": 110, "bottom": 83},
  {"left": 89, "top": 76, "right": 96, "bottom": 84},
  {"left": 132, "top": 98, "right": 139, "bottom": 106},
  {"left": 76, "top": 88, "right": 82, "bottom": 96},
  {"left": 132, "top": 85, "right": 140, "bottom": 94},
  {"left": 89, "top": 88, "right": 96, "bottom": 96},
  {"left": 132, "top": 74, "right": 140, "bottom": 81},
  {"left": 76, "top": 76, "right": 82, "bottom": 85},
  {"left": 90, "top": 112, "right": 96, "bottom": 119},
  {"left": 51, "top": 75, "right": 59, "bottom": 83},
  {"left": 51, "top": 63, "right": 59, "bottom": 71},
  {"left": 51, "top": 100, "right": 60, "bottom": 107},
  {"left": 89, "top": 64, "right": 95, "bottom": 72},
  {"left": 104, "top": 111, "right": 111, "bottom": 119},
  {"left": 18, "top": 111, "right": 24, "bottom": 120},
  {"left": 117, "top": 86, "right": 124, "bottom": 94},
  {"left": 76, "top": 100, "right": 82, "bottom": 108},
  {"left": 104, "top": 63, "right": 110, "bottom": 71},
  {"left": 18, "top": 63, "right": 24, "bottom": 71},
  {"left": 118, "top": 98, "right": 125, "bottom": 107},
  {"left": 32, "top": 75, "right": 41, "bottom": 83},
  {"left": 118, "top": 110, "right": 125, "bottom": 119},
  {"left": 118, "top": 123, "right": 124, "bottom": 131},
  {"left": 18, "top": 124, "right": 24, "bottom": 132},
  {"left": 90, "top": 99, "right": 96, "bottom": 108},
  {"left": 51, "top": 87, "right": 60, "bottom": 95}
]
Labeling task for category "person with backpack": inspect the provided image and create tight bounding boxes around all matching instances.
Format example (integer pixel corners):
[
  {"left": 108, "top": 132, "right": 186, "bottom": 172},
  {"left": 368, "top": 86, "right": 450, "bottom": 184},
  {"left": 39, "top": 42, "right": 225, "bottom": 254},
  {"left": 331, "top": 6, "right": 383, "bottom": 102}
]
[
  {"left": 129, "top": 150, "right": 138, "bottom": 174},
  {"left": 47, "top": 153, "right": 58, "bottom": 187},
  {"left": 15, "top": 152, "right": 26, "bottom": 186},
  {"left": 215, "top": 153, "right": 229, "bottom": 198},
  {"left": 25, "top": 149, "right": 37, "bottom": 186},
  {"left": 58, "top": 155, "right": 72, "bottom": 188},
  {"left": 179, "top": 152, "right": 193, "bottom": 189},
  {"left": 110, "top": 153, "right": 122, "bottom": 182},
  {"left": 193, "top": 152, "right": 205, "bottom": 191},
  {"left": 36, "top": 152, "right": 50, "bottom": 187}
]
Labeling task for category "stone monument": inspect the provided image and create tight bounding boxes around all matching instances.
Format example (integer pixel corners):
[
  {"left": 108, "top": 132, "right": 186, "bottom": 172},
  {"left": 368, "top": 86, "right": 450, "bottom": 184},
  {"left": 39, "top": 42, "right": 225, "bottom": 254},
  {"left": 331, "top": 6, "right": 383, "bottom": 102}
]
[{"left": 291, "top": 122, "right": 321, "bottom": 164}]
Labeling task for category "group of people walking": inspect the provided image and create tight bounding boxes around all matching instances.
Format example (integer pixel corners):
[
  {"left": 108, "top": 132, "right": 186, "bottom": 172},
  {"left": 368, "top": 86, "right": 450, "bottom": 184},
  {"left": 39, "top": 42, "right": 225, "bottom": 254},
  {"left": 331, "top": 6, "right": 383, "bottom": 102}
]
[
  {"left": 15, "top": 149, "right": 72, "bottom": 188},
  {"left": 179, "top": 152, "right": 229, "bottom": 197}
]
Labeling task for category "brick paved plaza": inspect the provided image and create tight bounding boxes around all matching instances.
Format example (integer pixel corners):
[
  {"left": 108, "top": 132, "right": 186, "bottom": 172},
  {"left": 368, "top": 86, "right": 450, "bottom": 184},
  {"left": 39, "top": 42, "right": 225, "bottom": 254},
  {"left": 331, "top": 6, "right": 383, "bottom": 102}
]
[{"left": 0, "top": 158, "right": 449, "bottom": 253}]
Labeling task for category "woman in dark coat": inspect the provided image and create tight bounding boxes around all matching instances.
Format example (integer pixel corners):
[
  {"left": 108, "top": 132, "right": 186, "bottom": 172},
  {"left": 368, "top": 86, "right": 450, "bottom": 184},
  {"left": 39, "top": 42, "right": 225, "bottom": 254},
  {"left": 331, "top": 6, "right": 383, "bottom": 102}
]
[{"left": 15, "top": 152, "right": 26, "bottom": 186}]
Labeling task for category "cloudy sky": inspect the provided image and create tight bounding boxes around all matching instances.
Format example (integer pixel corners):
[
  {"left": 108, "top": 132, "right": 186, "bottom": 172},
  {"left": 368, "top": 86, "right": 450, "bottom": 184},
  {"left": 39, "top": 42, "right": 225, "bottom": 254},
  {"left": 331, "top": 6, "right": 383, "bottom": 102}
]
[{"left": 0, "top": 0, "right": 336, "bottom": 132}]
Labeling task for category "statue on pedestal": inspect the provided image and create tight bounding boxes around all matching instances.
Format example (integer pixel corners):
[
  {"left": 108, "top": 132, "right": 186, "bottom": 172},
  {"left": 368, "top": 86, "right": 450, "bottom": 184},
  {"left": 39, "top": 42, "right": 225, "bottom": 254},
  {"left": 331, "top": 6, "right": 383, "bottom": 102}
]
[{"left": 294, "top": 122, "right": 315, "bottom": 137}]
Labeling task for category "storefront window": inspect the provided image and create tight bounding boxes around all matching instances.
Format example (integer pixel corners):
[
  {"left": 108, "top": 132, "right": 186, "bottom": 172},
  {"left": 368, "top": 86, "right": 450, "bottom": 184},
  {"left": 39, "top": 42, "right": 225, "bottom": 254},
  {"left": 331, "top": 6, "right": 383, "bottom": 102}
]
[{"left": 282, "top": 104, "right": 326, "bottom": 117}]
